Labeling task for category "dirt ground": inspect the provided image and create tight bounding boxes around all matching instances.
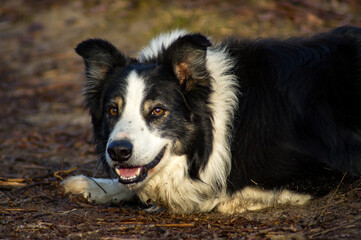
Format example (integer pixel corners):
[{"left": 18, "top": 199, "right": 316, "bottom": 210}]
[{"left": 1, "top": 0, "right": 361, "bottom": 239}]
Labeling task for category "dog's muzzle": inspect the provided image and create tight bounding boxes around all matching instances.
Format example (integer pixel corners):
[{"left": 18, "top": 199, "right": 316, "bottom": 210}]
[{"left": 107, "top": 140, "right": 166, "bottom": 185}]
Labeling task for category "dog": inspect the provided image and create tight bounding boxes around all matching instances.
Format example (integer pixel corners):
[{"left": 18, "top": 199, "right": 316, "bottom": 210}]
[{"left": 62, "top": 26, "right": 361, "bottom": 214}]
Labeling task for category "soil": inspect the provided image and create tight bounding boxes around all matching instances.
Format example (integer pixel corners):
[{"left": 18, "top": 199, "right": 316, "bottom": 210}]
[{"left": 0, "top": 0, "right": 360, "bottom": 239}]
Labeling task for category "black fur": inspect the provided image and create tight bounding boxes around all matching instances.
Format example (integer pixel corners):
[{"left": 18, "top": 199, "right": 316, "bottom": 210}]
[{"left": 226, "top": 26, "right": 361, "bottom": 194}]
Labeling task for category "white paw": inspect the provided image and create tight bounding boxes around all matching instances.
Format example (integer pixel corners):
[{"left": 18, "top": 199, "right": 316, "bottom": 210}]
[{"left": 61, "top": 175, "right": 135, "bottom": 204}]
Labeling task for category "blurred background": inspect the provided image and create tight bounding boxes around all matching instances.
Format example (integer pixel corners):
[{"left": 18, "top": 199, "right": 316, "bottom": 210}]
[{"left": 1, "top": 0, "right": 361, "bottom": 178}]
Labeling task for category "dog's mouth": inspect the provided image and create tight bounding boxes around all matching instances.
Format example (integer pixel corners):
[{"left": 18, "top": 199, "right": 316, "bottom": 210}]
[{"left": 114, "top": 146, "right": 166, "bottom": 185}]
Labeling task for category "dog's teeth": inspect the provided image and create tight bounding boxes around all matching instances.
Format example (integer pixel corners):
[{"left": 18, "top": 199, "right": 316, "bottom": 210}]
[
  {"left": 116, "top": 167, "right": 141, "bottom": 181},
  {"left": 120, "top": 176, "right": 136, "bottom": 180}
]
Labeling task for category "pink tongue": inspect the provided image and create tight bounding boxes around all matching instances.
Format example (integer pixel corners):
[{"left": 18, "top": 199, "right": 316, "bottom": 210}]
[{"left": 117, "top": 167, "right": 141, "bottom": 177}]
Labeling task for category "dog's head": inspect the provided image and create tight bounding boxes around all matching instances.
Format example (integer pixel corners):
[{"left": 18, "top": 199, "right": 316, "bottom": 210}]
[{"left": 76, "top": 33, "right": 214, "bottom": 187}]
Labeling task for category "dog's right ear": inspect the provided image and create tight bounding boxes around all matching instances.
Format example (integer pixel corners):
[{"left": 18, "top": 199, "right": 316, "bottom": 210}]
[{"left": 75, "top": 39, "right": 128, "bottom": 120}]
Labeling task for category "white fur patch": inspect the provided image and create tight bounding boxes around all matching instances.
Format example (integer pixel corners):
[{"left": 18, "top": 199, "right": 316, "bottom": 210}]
[
  {"left": 134, "top": 154, "right": 221, "bottom": 213},
  {"left": 137, "top": 29, "right": 188, "bottom": 62},
  {"left": 199, "top": 46, "right": 239, "bottom": 194},
  {"left": 217, "top": 187, "right": 311, "bottom": 214}
]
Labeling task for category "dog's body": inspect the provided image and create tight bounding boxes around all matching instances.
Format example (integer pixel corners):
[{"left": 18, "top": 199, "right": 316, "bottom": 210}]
[{"left": 63, "top": 26, "right": 361, "bottom": 214}]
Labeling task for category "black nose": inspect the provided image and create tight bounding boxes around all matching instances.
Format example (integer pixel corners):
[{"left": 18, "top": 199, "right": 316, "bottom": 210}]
[{"left": 107, "top": 140, "right": 133, "bottom": 162}]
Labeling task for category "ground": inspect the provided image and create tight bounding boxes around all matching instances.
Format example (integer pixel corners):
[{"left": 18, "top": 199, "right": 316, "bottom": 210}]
[{"left": 0, "top": 0, "right": 361, "bottom": 239}]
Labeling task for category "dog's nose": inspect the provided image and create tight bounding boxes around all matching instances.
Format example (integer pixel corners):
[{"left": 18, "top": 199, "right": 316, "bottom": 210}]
[{"left": 107, "top": 140, "right": 133, "bottom": 162}]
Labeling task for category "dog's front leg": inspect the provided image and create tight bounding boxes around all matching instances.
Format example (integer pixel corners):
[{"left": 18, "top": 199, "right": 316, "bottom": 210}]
[{"left": 61, "top": 175, "right": 135, "bottom": 204}]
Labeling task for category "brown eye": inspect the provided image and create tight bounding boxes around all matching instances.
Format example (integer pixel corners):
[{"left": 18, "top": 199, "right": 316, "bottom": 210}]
[
  {"left": 109, "top": 107, "right": 118, "bottom": 116},
  {"left": 151, "top": 107, "right": 164, "bottom": 117}
]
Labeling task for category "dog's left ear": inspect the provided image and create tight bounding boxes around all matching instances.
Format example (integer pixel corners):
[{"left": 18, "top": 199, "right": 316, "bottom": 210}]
[
  {"left": 163, "top": 34, "right": 212, "bottom": 91},
  {"left": 75, "top": 39, "right": 128, "bottom": 82},
  {"left": 75, "top": 39, "right": 130, "bottom": 122}
]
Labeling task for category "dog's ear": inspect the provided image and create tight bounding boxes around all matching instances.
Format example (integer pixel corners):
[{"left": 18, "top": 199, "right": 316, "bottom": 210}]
[
  {"left": 75, "top": 38, "right": 128, "bottom": 88},
  {"left": 163, "top": 34, "right": 212, "bottom": 91},
  {"left": 75, "top": 39, "right": 128, "bottom": 120}
]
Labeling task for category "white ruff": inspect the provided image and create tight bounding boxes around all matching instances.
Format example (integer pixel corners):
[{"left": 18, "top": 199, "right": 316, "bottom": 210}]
[
  {"left": 134, "top": 154, "right": 220, "bottom": 213},
  {"left": 200, "top": 46, "right": 240, "bottom": 193}
]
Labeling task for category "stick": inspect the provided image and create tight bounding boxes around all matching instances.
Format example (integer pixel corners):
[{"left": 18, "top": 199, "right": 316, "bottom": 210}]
[
  {"left": 66, "top": 223, "right": 196, "bottom": 238},
  {"left": 312, "top": 172, "right": 347, "bottom": 225},
  {"left": 0, "top": 181, "right": 27, "bottom": 189},
  {"left": 53, "top": 166, "right": 78, "bottom": 180},
  {"left": 0, "top": 166, "right": 78, "bottom": 189},
  {"left": 155, "top": 223, "right": 195, "bottom": 227},
  {"left": 309, "top": 216, "right": 361, "bottom": 238},
  {"left": 86, "top": 176, "right": 107, "bottom": 193},
  {"left": 1, "top": 208, "right": 38, "bottom": 212}
]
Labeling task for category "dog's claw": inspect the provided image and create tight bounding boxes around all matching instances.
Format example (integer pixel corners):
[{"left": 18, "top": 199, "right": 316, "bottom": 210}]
[{"left": 145, "top": 204, "right": 165, "bottom": 213}]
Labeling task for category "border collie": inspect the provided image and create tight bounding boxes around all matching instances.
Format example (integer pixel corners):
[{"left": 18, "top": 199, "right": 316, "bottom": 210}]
[{"left": 62, "top": 26, "right": 361, "bottom": 214}]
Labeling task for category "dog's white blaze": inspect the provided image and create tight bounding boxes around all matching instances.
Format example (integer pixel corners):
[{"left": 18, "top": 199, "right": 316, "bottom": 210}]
[{"left": 106, "top": 71, "right": 168, "bottom": 168}]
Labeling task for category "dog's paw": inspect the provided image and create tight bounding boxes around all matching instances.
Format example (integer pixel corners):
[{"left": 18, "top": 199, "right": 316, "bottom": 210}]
[{"left": 61, "top": 175, "right": 125, "bottom": 204}]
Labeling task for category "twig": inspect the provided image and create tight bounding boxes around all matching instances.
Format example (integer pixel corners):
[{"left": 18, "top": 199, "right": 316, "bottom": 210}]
[
  {"left": 17, "top": 182, "right": 52, "bottom": 191},
  {"left": 86, "top": 176, "right": 107, "bottom": 194},
  {"left": 53, "top": 166, "right": 78, "bottom": 180},
  {"left": 0, "top": 180, "right": 27, "bottom": 189},
  {"left": 0, "top": 197, "right": 33, "bottom": 205},
  {"left": 1, "top": 208, "right": 38, "bottom": 212},
  {"left": 155, "top": 223, "right": 195, "bottom": 227},
  {"left": 67, "top": 222, "right": 196, "bottom": 237},
  {"left": 0, "top": 178, "right": 26, "bottom": 183},
  {"left": 313, "top": 172, "right": 347, "bottom": 224},
  {"left": 0, "top": 167, "right": 78, "bottom": 190},
  {"left": 58, "top": 208, "right": 78, "bottom": 215},
  {"left": 309, "top": 216, "right": 361, "bottom": 238}
]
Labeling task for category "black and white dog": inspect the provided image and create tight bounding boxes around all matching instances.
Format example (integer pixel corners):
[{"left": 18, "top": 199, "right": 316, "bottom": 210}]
[{"left": 62, "top": 26, "right": 361, "bottom": 214}]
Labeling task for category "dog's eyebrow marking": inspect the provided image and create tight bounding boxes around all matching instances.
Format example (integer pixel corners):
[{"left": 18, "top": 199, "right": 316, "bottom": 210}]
[
  {"left": 143, "top": 99, "right": 155, "bottom": 114},
  {"left": 113, "top": 97, "right": 123, "bottom": 115},
  {"left": 143, "top": 99, "right": 169, "bottom": 119}
]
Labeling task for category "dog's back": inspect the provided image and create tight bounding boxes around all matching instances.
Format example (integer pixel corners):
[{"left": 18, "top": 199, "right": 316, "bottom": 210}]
[{"left": 227, "top": 26, "right": 361, "bottom": 195}]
